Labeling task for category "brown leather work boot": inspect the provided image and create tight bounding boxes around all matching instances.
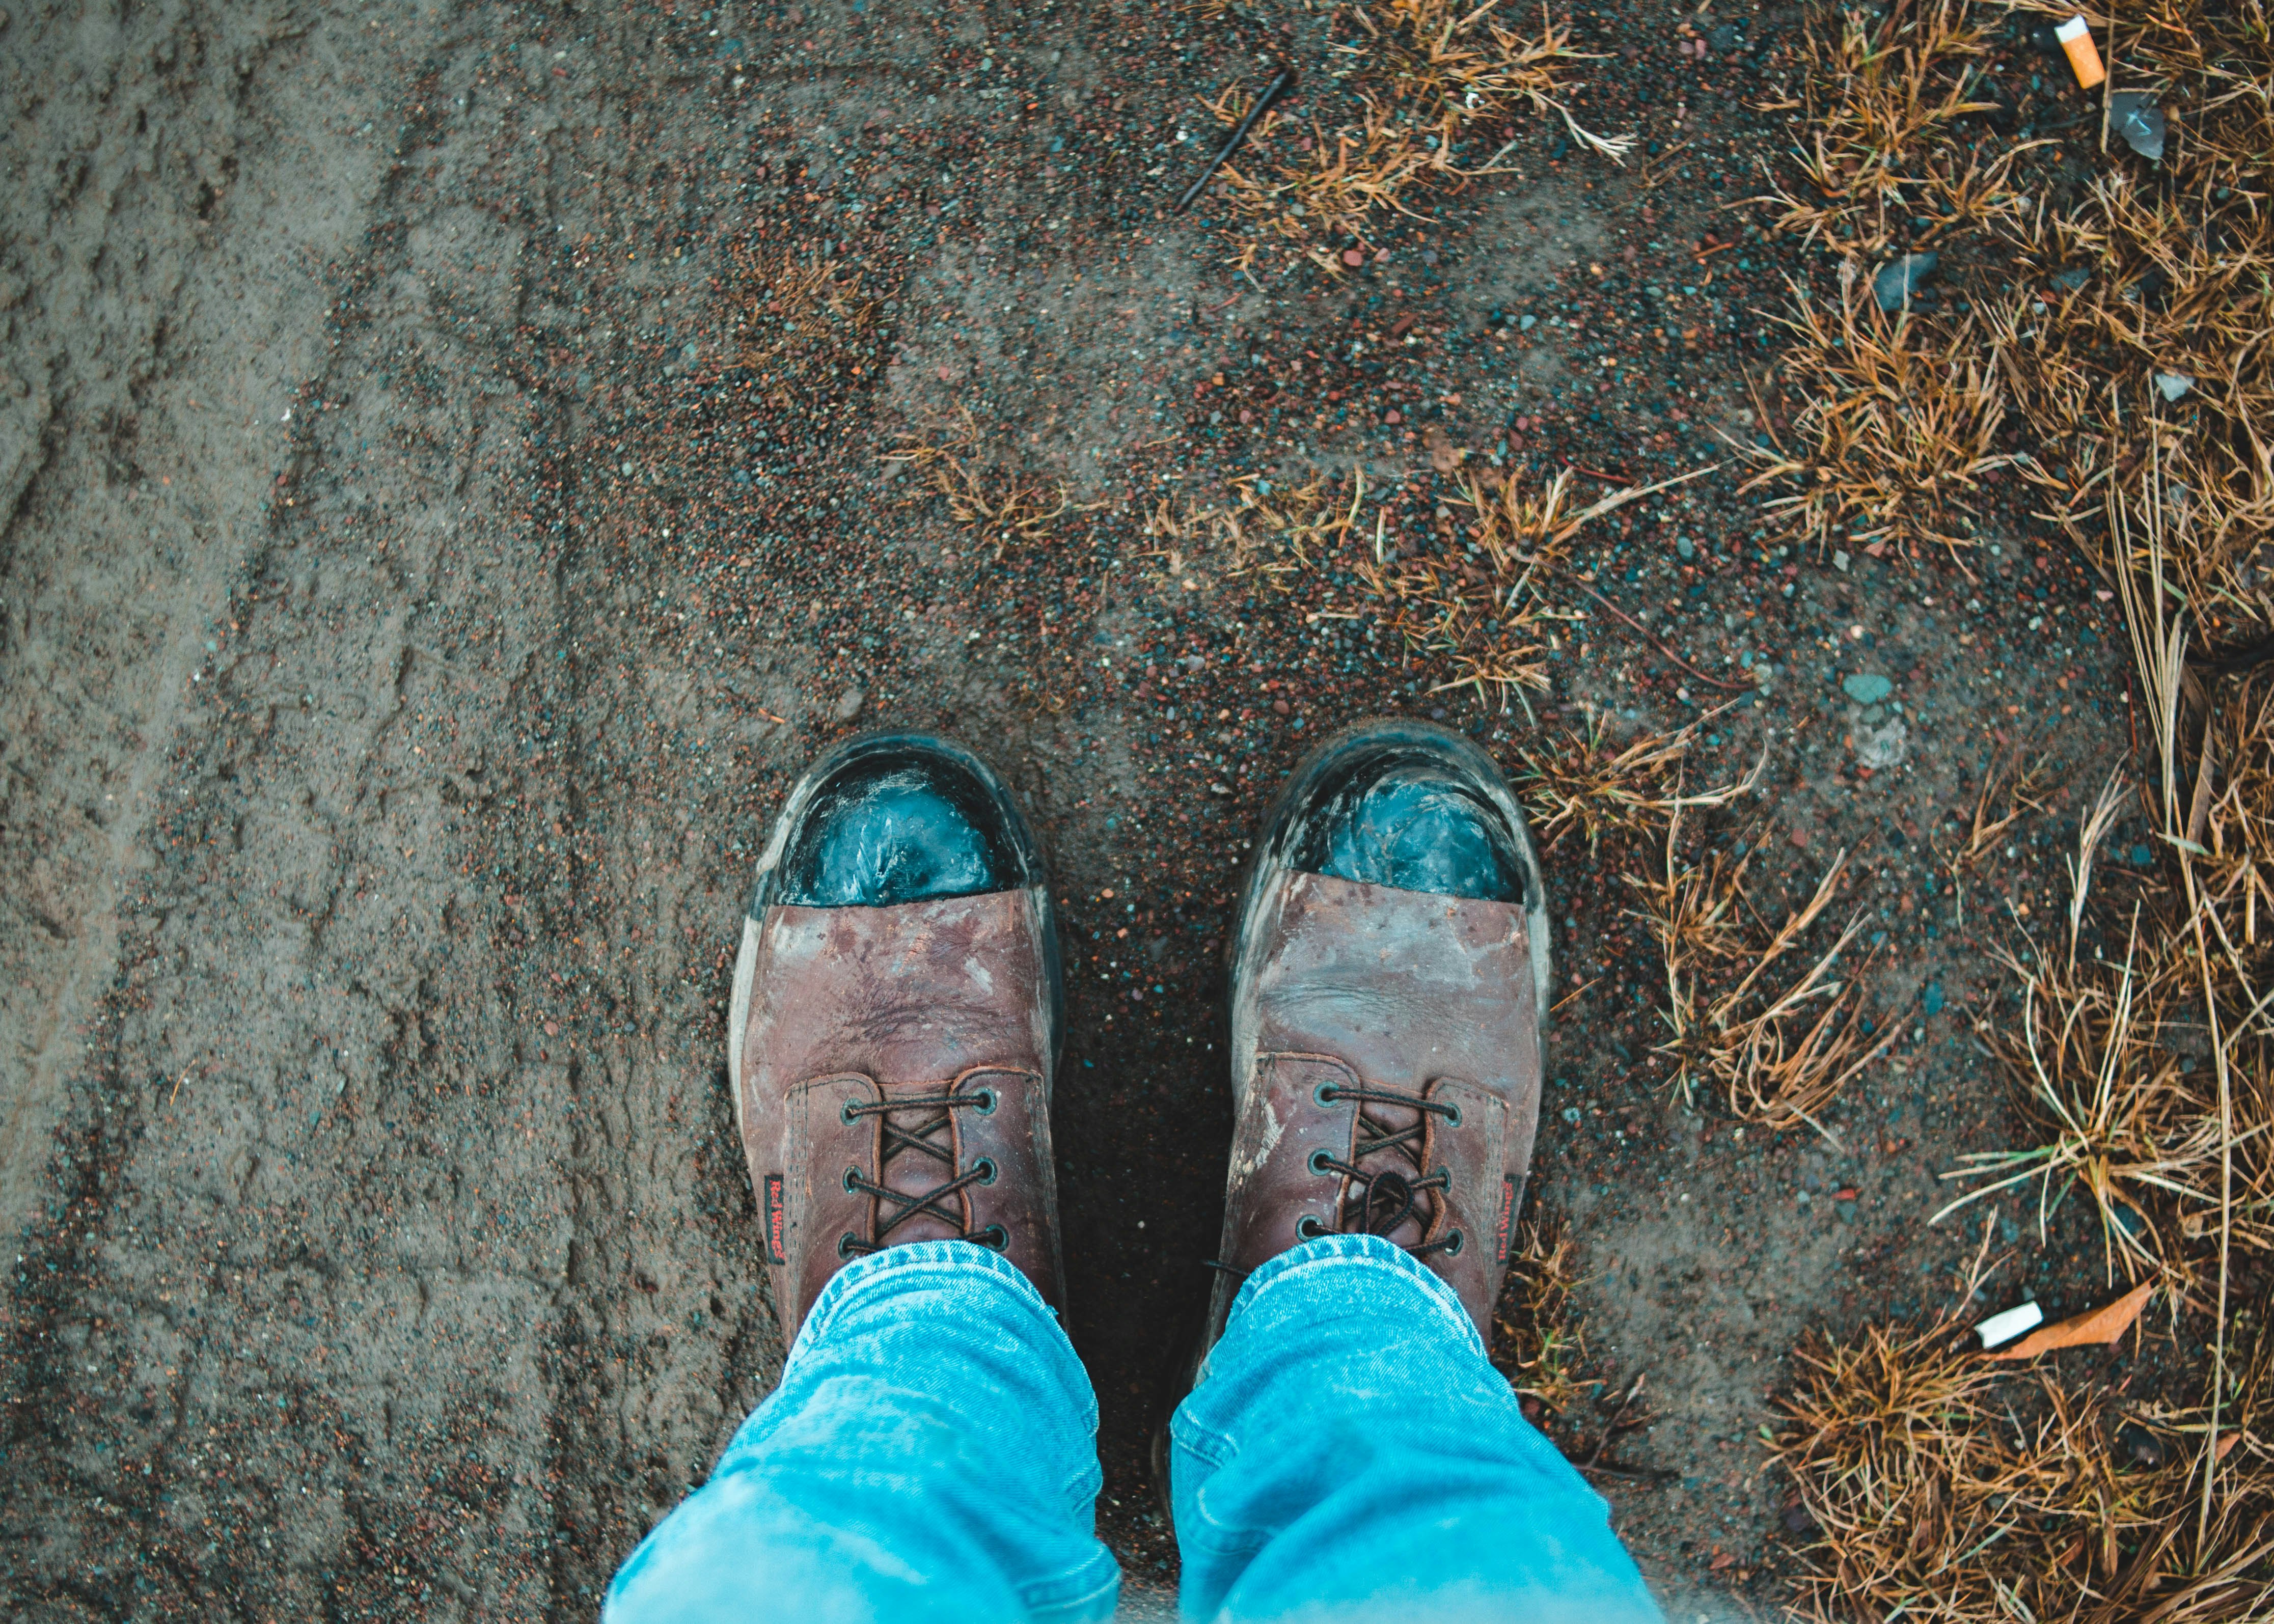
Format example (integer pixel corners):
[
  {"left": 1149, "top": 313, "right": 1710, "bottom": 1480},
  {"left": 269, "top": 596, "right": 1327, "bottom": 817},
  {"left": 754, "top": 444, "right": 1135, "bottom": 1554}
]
[
  {"left": 728, "top": 733, "right": 1066, "bottom": 1345},
  {"left": 1206, "top": 719, "right": 1551, "bottom": 1342}
]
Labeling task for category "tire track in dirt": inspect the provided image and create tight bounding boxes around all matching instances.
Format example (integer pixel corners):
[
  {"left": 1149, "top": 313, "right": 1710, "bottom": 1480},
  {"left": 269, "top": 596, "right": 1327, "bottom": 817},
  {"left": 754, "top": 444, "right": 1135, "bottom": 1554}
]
[
  {"left": 0, "top": 5, "right": 604, "bottom": 1614},
  {"left": 0, "top": 0, "right": 378, "bottom": 1261}
]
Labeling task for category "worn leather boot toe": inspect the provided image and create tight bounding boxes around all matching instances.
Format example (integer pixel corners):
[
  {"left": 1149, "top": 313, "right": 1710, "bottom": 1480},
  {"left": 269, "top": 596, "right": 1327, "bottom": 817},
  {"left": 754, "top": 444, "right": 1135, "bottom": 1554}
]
[{"left": 729, "top": 733, "right": 1065, "bottom": 1344}]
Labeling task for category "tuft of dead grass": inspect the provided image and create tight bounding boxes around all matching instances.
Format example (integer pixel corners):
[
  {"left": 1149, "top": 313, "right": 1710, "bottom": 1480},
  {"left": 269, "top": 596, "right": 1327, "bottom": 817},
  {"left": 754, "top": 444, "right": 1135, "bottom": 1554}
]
[
  {"left": 1770, "top": 1242, "right": 2274, "bottom": 1622},
  {"left": 1937, "top": 749, "right": 2053, "bottom": 928},
  {"left": 885, "top": 412, "right": 1088, "bottom": 559},
  {"left": 1746, "top": 0, "right": 2037, "bottom": 256},
  {"left": 733, "top": 243, "right": 886, "bottom": 411},
  {"left": 1513, "top": 708, "right": 1764, "bottom": 855},
  {"left": 1493, "top": 1219, "right": 1595, "bottom": 1417},
  {"left": 1735, "top": 262, "right": 2039, "bottom": 557},
  {"left": 1144, "top": 471, "right": 1361, "bottom": 592},
  {"left": 1939, "top": 922, "right": 2262, "bottom": 1288},
  {"left": 1633, "top": 813, "right": 1894, "bottom": 1137},
  {"left": 1345, "top": 460, "right": 1714, "bottom": 711},
  {"left": 1197, "top": 1, "right": 1630, "bottom": 273}
]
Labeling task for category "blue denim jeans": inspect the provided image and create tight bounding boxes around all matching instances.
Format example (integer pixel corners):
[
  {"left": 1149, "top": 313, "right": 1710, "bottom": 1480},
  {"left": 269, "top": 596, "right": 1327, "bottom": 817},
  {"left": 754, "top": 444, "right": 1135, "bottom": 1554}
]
[{"left": 606, "top": 1236, "right": 1661, "bottom": 1622}]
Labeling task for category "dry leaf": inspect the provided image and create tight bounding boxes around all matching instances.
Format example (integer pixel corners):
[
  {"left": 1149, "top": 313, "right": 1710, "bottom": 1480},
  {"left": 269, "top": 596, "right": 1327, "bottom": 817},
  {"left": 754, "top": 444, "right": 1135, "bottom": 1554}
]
[{"left": 1990, "top": 1282, "right": 2153, "bottom": 1360}]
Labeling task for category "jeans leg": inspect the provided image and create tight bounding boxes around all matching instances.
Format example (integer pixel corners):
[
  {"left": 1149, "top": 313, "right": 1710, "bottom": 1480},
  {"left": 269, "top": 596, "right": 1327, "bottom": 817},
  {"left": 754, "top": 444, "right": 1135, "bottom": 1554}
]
[
  {"left": 607, "top": 1240, "right": 1120, "bottom": 1624},
  {"left": 1170, "top": 1234, "right": 1661, "bottom": 1624}
]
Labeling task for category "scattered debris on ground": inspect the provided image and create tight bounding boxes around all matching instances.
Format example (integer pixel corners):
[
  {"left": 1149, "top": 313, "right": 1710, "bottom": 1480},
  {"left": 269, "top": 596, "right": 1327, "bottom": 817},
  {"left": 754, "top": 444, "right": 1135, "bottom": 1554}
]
[{"left": 3, "top": 0, "right": 2263, "bottom": 1616}]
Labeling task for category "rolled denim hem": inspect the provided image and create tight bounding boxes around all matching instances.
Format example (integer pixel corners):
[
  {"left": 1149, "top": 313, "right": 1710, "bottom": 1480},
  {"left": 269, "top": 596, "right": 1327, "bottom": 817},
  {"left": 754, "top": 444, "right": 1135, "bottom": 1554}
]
[
  {"left": 789, "top": 1238, "right": 1060, "bottom": 1369},
  {"left": 1019, "top": 1553, "right": 1124, "bottom": 1623},
  {"left": 1220, "top": 1231, "right": 1484, "bottom": 1358}
]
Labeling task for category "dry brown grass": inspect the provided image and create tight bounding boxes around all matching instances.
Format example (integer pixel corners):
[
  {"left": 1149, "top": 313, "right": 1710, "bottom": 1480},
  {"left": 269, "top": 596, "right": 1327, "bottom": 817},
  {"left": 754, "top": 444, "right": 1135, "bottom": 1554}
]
[
  {"left": 1888, "top": 448, "right": 2274, "bottom": 1621},
  {"left": 1493, "top": 1220, "right": 1595, "bottom": 1417},
  {"left": 1633, "top": 814, "right": 1894, "bottom": 1136},
  {"left": 1736, "top": 263, "right": 2036, "bottom": 557},
  {"left": 732, "top": 243, "right": 886, "bottom": 410},
  {"left": 1344, "top": 461, "right": 1711, "bottom": 710},
  {"left": 1197, "top": 1, "right": 1630, "bottom": 272},
  {"left": 1937, "top": 750, "right": 2054, "bottom": 927},
  {"left": 1771, "top": 1316, "right": 2268, "bottom": 1620},
  {"left": 2001, "top": 0, "right": 2274, "bottom": 569},
  {"left": 1747, "top": 0, "right": 2036, "bottom": 256},
  {"left": 885, "top": 412, "right": 1087, "bottom": 559},
  {"left": 1512, "top": 709, "right": 1764, "bottom": 854},
  {"left": 1746, "top": 0, "right": 2273, "bottom": 568},
  {"left": 1143, "top": 472, "right": 1361, "bottom": 592},
  {"left": 1938, "top": 925, "right": 2259, "bottom": 1286},
  {"left": 2194, "top": 674, "right": 2274, "bottom": 954},
  {"left": 1770, "top": 1242, "right": 2274, "bottom": 1622},
  {"left": 1755, "top": 3, "right": 2274, "bottom": 1607}
]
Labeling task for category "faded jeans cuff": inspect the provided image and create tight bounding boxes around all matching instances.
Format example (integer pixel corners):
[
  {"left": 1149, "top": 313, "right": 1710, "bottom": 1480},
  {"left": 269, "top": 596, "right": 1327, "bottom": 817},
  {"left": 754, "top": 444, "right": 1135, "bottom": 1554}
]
[
  {"left": 788, "top": 1238, "right": 1062, "bottom": 1371},
  {"left": 1221, "top": 1232, "right": 1485, "bottom": 1359}
]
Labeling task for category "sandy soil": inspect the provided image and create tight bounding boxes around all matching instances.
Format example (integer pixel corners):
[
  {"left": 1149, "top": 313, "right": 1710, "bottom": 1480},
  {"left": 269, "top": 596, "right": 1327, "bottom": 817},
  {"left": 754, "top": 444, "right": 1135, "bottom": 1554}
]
[{"left": 1, "top": 2, "right": 2143, "bottom": 1618}]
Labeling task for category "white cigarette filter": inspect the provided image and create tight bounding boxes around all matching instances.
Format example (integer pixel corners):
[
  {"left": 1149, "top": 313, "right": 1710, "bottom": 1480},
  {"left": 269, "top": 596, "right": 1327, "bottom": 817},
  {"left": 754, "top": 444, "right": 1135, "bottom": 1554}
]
[
  {"left": 2057, "top": 16, "right": 2107, "bottom": 89},
  {"left": 1976, "top": 1300, "right": 2045, "bottom": 1350}
]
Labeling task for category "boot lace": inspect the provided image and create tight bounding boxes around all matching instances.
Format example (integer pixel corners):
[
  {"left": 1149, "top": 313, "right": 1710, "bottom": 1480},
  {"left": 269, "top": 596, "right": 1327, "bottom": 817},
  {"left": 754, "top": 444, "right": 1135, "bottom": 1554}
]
[
  {"left": 1303, "top": 1083, "right": 1462, "bottom": 1258},
  {"left": 837, "top": 1078, "right": 1006, "bottom": 1257}
]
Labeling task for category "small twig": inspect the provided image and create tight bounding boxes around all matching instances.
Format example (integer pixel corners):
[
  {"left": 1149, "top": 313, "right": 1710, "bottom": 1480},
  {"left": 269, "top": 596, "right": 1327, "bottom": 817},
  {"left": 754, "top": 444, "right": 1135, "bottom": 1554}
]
[
  {"left": 1583, "top": 1372, "right": 1649, "bottom": 1467},
  {"left": 1574, "top": 583, "right": 1756, "bottom": 693},
  {"left": 1550, "top": 975, "right": 1601, "bottom": 1014},
  {"left": 1575, "top": 1458, "right": 1679, "bottom": 1483},
  {"left": 1176, "top": 67, "right": 1297, "bottom": 213}
]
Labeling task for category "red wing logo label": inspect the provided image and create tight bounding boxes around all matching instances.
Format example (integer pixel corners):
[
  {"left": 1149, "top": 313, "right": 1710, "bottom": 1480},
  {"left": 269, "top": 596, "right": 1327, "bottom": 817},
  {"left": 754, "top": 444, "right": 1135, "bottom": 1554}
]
[
  {"left": 1494, "top": 1175, "right": 1516, "bottom": 1265},
  {"left": 764, "top": 1174, "right": 787, "bottom": 1264}
]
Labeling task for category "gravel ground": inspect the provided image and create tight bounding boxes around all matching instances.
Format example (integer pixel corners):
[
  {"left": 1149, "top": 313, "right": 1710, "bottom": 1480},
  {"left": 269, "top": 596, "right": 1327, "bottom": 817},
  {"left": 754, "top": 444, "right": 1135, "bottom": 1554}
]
[{"left": 1, "top": 2, "right": 2151, "bottom": 1618}]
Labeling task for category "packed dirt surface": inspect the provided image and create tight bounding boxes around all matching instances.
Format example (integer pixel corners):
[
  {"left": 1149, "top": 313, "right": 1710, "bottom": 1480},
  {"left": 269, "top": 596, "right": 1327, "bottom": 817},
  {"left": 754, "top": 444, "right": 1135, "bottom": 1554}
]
[{"left": 2, "top": 1, "right": 2144, "bottom": 1618}]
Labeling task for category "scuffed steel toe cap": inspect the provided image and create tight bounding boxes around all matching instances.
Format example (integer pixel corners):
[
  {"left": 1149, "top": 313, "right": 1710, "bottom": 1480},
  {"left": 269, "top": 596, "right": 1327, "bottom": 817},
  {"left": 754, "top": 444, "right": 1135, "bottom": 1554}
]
[
  {"left": 747, "top": 731, "right": 1049, "bottom": 911},
  {"left": 732, "top": 732, "right": 1063, "bottom": 1125},
  {"left": 1234, "top": 719, "right": 1550, "bottom": 1015}
]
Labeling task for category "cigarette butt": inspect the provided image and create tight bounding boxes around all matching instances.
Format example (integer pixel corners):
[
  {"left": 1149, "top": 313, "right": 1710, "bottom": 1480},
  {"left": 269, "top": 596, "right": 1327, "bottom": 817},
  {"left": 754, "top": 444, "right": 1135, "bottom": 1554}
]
[
  {"left": 1976, "top": 1300, "right": 2044, "bottom": 1350},
  {"left": 2057, "top": 16, "right": 2106, "bottom": 90}
]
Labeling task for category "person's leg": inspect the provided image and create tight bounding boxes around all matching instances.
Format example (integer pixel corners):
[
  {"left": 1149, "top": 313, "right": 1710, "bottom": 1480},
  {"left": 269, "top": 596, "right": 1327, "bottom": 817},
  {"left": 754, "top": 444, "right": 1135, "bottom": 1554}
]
[
  {"left": 1170, "top": 1233, "right": 1656, "bottom": 1622},
  {"left": 1171, "top": 721, "right": 1660, "bottom": 1621},
  {"left": 607, "top": 734, "right": 1115, "bottom": 1621},
  {"left": 607, "top": 1240, "right": 1118, "bottom": 1624}
]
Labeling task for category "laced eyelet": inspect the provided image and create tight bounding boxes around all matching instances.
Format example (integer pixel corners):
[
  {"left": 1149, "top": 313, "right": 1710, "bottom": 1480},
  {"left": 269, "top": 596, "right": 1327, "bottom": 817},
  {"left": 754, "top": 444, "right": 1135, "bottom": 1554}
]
[
  {"left": 840, "top": 1099, "right": 860, "bottom": 1125},
  {"left": 1313, "top": 1081, "right": 1341, "bottom": 1107},
  {"left": 837, "top": 1232, "right": 861, "bottom": 1258},
  {"left": 970, "top": 1087, "right": 998, "bottom": 1115},
  {"left": 1440, "top": 1102, "right": 1463, "bottom": 1127},
  {"left": 1307, "top": 1148, "right": 1335, "bottom": 1175},
  {"left": 1442, "top": 1229, "right": 1465, "bottom": 1256},
  {"left": 973, "top": 1223, "right": 1009, "bottom": 1250},
  {"left": 974, "top": 1157, "right": 998, "bottom": 1186},
  {"left": 842, "top": 1165, "right": 862, "bottom": 1194},
  {"left": 1296, "top": 1216, "right": 1329, "bottom": 1240}
]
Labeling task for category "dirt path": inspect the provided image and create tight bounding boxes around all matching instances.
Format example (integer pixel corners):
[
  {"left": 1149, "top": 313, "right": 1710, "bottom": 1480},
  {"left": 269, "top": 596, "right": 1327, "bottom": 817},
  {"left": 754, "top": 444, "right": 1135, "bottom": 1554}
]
[{"left": 1, "top": 3, "right": 2131, "bottom": 1618}]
